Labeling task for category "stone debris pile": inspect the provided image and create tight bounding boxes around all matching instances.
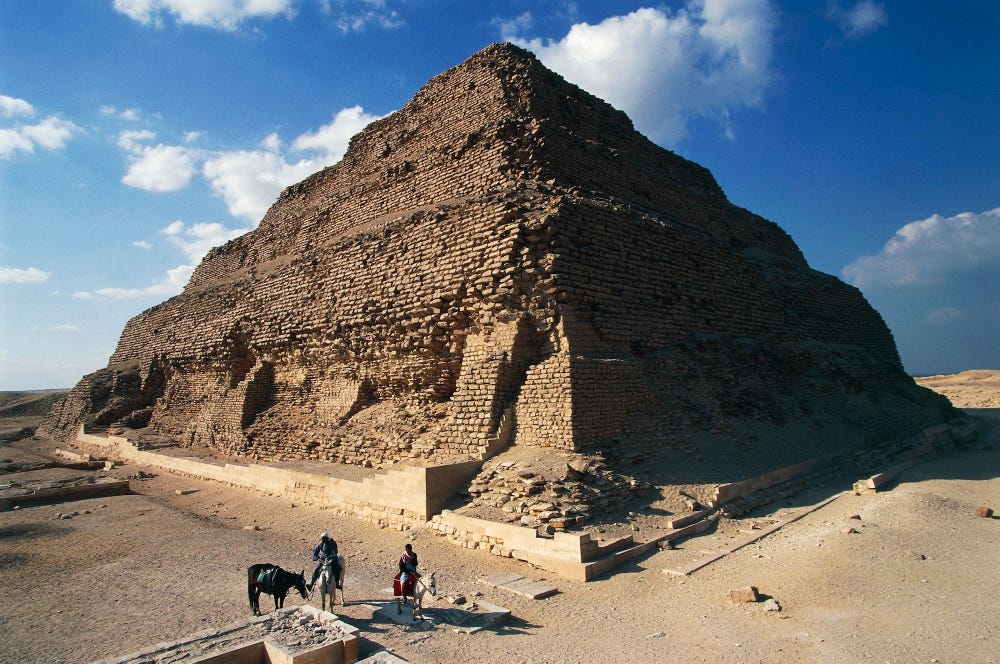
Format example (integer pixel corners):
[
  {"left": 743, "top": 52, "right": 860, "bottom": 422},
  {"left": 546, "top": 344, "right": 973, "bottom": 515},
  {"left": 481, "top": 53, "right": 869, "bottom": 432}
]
[{"left": 458, "top": 451, "right": 652, "bottom": 530}]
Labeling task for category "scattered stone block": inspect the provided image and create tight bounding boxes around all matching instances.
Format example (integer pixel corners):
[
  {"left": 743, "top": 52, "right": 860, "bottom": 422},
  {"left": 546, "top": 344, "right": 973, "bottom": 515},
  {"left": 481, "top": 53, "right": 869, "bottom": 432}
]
[
  {"left": 762, "top": 598, "right": 781, "bottom": 612},
  {"left": 175, "top": 489, "right": 198, "bottom": 495},
  {"left": 728, "top": 586, "right": 760, "bottom": 603},
  {"left": 974, "top": 506, "right": 993, "bottom": 518},
  {"left": 479, "top": 574, "right": 557, "bottom": 599}
]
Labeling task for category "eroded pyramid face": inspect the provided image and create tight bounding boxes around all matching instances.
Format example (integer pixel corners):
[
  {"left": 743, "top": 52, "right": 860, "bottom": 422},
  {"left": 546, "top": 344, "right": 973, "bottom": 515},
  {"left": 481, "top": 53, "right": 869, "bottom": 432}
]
[{"left": 42, "top": 43, "right": 951, "bottom": 473}]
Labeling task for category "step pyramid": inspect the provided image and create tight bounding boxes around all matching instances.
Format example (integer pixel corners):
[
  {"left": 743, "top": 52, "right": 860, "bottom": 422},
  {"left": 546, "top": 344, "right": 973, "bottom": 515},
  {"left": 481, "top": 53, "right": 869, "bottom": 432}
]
[{"left": 42, "top": 43, "right": 953, "bottom": 474}]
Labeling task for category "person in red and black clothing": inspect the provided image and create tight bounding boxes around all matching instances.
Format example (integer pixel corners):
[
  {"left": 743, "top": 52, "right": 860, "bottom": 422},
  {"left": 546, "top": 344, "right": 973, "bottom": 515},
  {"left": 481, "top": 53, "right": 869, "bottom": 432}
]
[{"left": 398, "top": 543, "right": 418, "bottom": 588}]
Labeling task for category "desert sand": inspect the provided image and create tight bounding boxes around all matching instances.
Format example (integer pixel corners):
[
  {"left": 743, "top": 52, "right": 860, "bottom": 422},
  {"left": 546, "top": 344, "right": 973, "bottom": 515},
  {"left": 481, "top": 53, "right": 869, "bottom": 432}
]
[{"left": 1, "top": 374, "right": 998, "bottom": 663}]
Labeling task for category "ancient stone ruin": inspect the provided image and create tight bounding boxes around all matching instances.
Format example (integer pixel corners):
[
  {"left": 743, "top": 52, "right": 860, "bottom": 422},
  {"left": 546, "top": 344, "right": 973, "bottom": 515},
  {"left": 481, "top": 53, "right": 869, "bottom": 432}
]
[{"left": 42, "top": 43, "right": 954, "bottom": 495}]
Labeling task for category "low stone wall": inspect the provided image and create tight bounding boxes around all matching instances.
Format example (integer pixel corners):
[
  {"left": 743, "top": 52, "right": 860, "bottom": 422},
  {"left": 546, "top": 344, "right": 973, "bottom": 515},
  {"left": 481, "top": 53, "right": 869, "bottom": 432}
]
[
  {"left": 428, "top": 509, "right": 618, "bottom": 581},
  {"left": 75, "top": 422, "right": 975, "bottom": 582},
  {"left": 94, "top": 605, "right": 359, "bottom": 664},
  {"left": 76, "top": 427, "right": 479, "bottom": 527}
]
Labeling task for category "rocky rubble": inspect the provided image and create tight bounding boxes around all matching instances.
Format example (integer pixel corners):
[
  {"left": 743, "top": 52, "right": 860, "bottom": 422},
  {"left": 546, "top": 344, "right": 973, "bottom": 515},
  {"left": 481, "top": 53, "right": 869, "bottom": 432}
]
[{"left": 456, "top": 448, "right": 654, "bottom": 531}]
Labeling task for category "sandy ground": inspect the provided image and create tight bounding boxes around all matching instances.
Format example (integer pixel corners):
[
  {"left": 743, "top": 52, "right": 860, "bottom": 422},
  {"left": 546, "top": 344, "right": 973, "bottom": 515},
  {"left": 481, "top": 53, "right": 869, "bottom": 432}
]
[{"left": 1, "top": 377, "right": 998, "bottom": 663}]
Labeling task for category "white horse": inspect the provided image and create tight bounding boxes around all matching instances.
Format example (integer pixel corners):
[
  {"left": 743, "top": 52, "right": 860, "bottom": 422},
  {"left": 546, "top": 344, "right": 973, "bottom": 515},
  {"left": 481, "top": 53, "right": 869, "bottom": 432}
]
[
  {"left": 317, "top": 554, "right": 345, "bottom": 611},
  {"left": 396, "top": 571, "right": 436, "bottom": 620}
]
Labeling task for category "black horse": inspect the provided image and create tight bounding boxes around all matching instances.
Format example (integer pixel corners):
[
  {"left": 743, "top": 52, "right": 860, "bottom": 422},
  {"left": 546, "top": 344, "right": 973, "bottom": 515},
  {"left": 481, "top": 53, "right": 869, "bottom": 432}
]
[{"left": 247, "top": 563, "right": 308, "bottom": 616}]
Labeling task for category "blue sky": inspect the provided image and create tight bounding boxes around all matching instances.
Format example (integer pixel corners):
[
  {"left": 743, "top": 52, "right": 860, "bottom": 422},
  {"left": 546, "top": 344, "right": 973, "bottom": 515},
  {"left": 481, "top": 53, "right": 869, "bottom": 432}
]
[{"left": 1, "top": 0, "right": 997, "bottom": 390}]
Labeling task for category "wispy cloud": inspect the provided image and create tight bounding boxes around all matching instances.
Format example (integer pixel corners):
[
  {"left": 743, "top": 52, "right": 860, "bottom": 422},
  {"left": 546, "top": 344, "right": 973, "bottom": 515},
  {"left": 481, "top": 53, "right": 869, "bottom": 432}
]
[
  {"left": 160, "top": 219, "right": 250, "bottom": 263},
  {"left": 113, "top": 0, "right": 403, "bottom": 33},
  {"left": 100, "top": 104, "right": 142, "bottom": 121},
  {"left": 493, "top": 11, "right": 533, "bottom": 39},
  {"left": 0, "top": 266, "right": 51, "bottom": 284},
  {"left": 49, "top": 324, "right": 80, "bottom": 331},
  {"left": 73, "top": 220, "right": 250, "bottom": 300},
  {"left": 827, "top": 1, "right": 888, "bottom": 40},
  {"left": 0, "top": 95, "right": 80, "bottom": 159},
  {"left": 926, "top": 307, "right": 962, "bottom": 324},
  {"left": 507, "top": 0, "right": 776, "bottom": 145},
  {"left": 113, "top": 0, "right": 297, "bottom": 31},
  {"left": 329, "top": 0, "right": 404, "bottom": 33}
]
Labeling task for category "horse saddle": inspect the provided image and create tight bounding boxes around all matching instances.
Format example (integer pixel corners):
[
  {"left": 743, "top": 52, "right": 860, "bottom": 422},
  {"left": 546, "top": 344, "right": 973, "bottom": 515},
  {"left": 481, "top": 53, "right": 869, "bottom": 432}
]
[
  {"left": 393, "top": 572, "right": 419, "bottom": 596},
  {"left": 257, "top": 567, "right": 277, "bottom": 589}
]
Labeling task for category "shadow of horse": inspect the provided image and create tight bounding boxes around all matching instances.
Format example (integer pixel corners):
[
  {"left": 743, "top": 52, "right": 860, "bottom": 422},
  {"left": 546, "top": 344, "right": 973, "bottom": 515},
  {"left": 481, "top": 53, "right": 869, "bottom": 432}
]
[{"left": 247, "top": 563, "right": 307, "bottom": 616}]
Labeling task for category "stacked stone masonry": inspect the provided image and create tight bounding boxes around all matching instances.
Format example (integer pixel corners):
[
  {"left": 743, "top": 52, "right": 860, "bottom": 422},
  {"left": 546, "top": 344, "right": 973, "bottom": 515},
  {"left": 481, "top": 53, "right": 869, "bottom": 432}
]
[{"left": 42, "top": 43, "right": 953, "bottom": 477}]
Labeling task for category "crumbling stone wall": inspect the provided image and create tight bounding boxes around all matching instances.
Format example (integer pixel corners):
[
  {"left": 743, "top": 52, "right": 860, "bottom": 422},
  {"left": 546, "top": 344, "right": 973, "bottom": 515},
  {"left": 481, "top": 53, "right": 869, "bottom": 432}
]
[{"left": 42, "top": 43, "right": 953, "bottom": 471}]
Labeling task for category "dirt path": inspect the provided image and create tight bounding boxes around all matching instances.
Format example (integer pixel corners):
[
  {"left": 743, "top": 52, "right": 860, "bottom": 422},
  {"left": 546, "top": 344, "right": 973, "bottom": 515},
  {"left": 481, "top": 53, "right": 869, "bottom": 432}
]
[{"left": 0, "top": 414, "right": 997, "bottom": 663}]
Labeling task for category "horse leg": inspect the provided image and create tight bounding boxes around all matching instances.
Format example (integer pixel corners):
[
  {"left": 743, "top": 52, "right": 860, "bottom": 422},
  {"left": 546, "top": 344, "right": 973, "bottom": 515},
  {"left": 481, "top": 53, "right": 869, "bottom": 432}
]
[{"left": 250, "top": 588, "right": 261, "bottom": 616}]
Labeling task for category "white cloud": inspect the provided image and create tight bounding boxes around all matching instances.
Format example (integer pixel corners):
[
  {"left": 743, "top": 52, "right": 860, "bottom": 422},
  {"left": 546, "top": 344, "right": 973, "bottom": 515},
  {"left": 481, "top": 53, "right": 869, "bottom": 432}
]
[
  {"left": 842, "top": 207, "right": 1000, "bottom": 374},
  {"left": 133, "top": 240, "right": 153, "bottom": 249},
  {"left": 0, "top": 266, "right": 51, "bottom": 284},
  {"left": 843, "top": 207, "right": 1000, "bottom": 290},
  {"left": 116, "top": 129, "right": 204, "bottom": 193},
  {"left": 111, "top": 105, "right": 379, "bottom": 220},
  {"left": 291, "top": 105, "right": 384, "bottom": 162},
  {"left": 828, "top": 1, "right": 887, "bottom": 39},
  {"left": 202, "top": 110, "right": 386, "bottom": 221},
  {"left": 21, "top": 116, "right": 81, "bottom": 149},
  {"left": 0, "top": 95, "right": 35, "bottom": 118},
  {"left": 161, "top": 220, "right": 185, "bottom": 236},
  {"left": 50, "top": 324, "right": 81, "bottom": 331},
  {"left": 0, "top": 128, "right": 34, "bottom": 158},
  {"left": 510, "top": 0, "right": 776, "bottom": 145},
  {"left": 203, "top": 137, "right": 321, "bottom": 221},
  {"left": 0, "top": 109, "right": 80, "bottom": 159},
  {"left": 122, "top": 142, "right": 199, "bottom": 192},
  {"left": 113, "top": 0, "right": 296, "bottom": 31}
]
